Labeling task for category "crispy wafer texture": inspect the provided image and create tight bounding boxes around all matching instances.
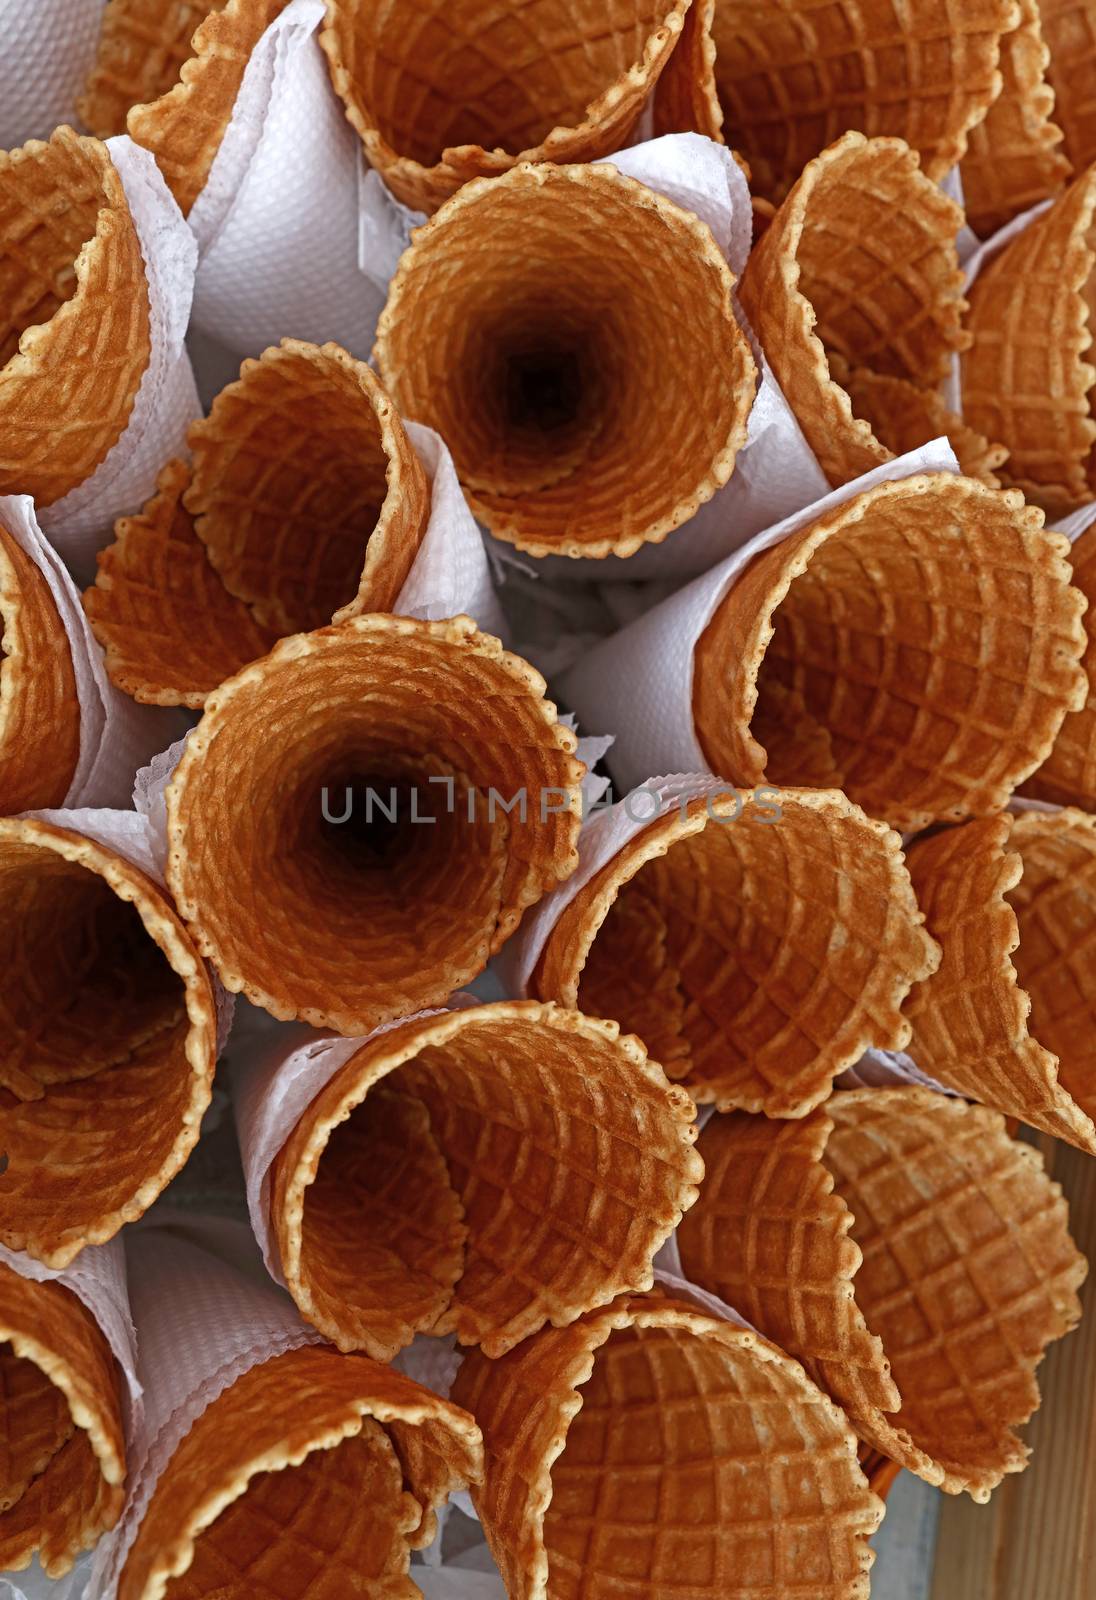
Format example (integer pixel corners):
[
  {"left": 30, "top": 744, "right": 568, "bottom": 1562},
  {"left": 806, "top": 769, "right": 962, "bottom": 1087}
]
[
  {"left": 0, "top": 522, "right": 81, "bottom": 809},
  {"left": 271, "top": 1001, "right": 701, "bottom": 1360},
  {"left": 84, "top": 459, "right": 279, "bottom": 710},
  {"left": 81, "top": 0, "right": 287, "bottom": 216},
  {"left": 678, "top": 1090, "right": 1086, "bottom": 1500},
  {"left": 186, "top": 341, "right": 430, "bottom": 634},
  {"left": 711, "top": 0, "right": 1016, "bottom": 205},
  {"left": 962, "top": 164, "right": 1096, "bottom": 517},
  {"left": 738, "top": 131, "right": 967, "bottom": 487},
  {"left": 531, "top": 789, "right": 938, "bottom": 1115},
  {"left": 1026, "top": 523, "right": 1096, "bottom": 805},
  {"left": 118, "top": 1345, "right": 482, "bottom": 1600},
  {"left": 692, "top": 473, "right": 1088, "bottom": 831},
  {"left": 374, "top": 161, "right": 756, "bottom": 559},
  {"left": 0, "top": 819, "right": 218, "bottom": 1266},
  {"left": 839, "top": 367, "right": 1008, "bottom": 485},
  {"left": 1042, "top": 0, "right": 1096, "bottom": 170},
  {"left": 960, "top": 0, "right": 1070, "bottom": 236},
  {"left": 0, "top": 1265, "right": 125, "bottom": 1576},
  {"left": 321, "top": 0, "right": 692, "bottom": 212},
  {"left": 905, "top": 813, "right": 1096, "bottom": 1148},
  {"left": 0, "top": 1346, "right": 73, "bottom": 1513},
  {"left": 0, "top": 127, "right": 150, "bottom": 507},
  {"left": 165, "top": 616, "right": 583, "bottom": 1032},
  {"left": 453, "top": 1288, "right": 882, "bottom": 1599},
  {"left": 652, "top": 0, "right": 724, "bottom": 139}
]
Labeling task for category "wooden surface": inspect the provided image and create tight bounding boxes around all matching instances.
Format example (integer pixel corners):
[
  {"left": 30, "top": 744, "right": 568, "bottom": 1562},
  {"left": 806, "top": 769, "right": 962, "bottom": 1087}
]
[{"left": 930, "top": 1136, "right": 1096, "bottom": 1599}]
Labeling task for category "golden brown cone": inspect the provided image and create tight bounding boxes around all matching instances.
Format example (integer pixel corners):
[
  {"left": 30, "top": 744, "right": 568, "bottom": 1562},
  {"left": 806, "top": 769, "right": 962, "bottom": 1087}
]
[
  {"left": 270, "top": 1001, "right": 701, "bottom": 1360},
  {"left": 839, "top": 366, "right": 1008, "bottom": 486},
  {"left": 739, "top": 132, "right": 969, "bottom": 487},
  {"left": 711, "top": 0, "right": 1017, "bottom": 205},
  {"left": 0, "top": 128, "right": 151, "bottom": 507},
  {"left": 530, "top": 788, "right": 939, "bottom": 1116},
  {"left": 692, "top": 472, "right": 1088, "bottom": 831},
  {"left": 0, "top": 522, "right": 81, "bottom": 810},
  {"left": 320, "top": 0, "right": 692, "bottom": 214},
  {"left": 0, "top": 819, "right": 218, "bottom": 1267},
  {"left": 960, "top": 0, "right": 1071, "bottom": 236},
  {"left": 117, "top": 1345, "right": 482, "bottom": 1600},
  {"left": 452, "top": 1287, "right": 883, "bottom": 1600},
  {"left": 186, "top": 340, "right": 430, "bottom": 634},
  {"left": 1041, "top": 0, "right": 1096, "bottom": 170},
  {"left": 83, "top": 459, "right": 279, "bottom": 711},
  {"left": 677, "top": 1090, "right": 1087, "bottom": 1500},
  {"left": 906, "top": 809, "right": 1096, "bottom": 1149},
  {"left": 1026, "top": 522, "right": 1096, "bottom": 805},
  {"left": 80, "top": 0, "right": 288, "bottom": 217},
  {"left": 165, "top": 616, "right": 583, "bottom": 1032},
  {"left": 651, "top": 0, "right": 724, "bottom": 140},
  {"left": 0, "top": 1265, "right": 125, "bottom": 1577},
  {"left": 962, "top": 163, "right": 1096, "bottom": 517},
  {"left": 376, "top": 161, "right": 756, "bottom": 558}
]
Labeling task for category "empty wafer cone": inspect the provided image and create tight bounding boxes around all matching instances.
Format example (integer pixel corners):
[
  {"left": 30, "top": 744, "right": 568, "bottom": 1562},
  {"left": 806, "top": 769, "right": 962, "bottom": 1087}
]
[
  {"left": 452, "top": 1286, "right": 882, "bottom": 1599},
  {"left": 962, "top": 163, "right": 1096, "bottom": 517},
  {"left": 529, "top": 787, "right": 938, "bottom": 1116},
  {"left": 1041, "top": 0, "right": 1096, "bottom": 170},
  {"left": 0, "top": 126, "right": 151, "bottom": 507},
  {"left": 1026, "top": 523, "right": 1096, "bottom": 806},
  {"left": 677, "top": 1089, "right": 1086, "bottom": 1500},
  {"left": 0, "top": 818, "right": 218, "bottom": 1267},
  {"left": 0, "top": 517, "right": 81, "bottom": 809},
  {"left": 375, "top": 161, "right": 756, "bottom": 559},
  {"left": 117, "top": 1343, "right": 481, "bottom": 1600},
  {"left": 79, "top": 0, "right": 287, "bottom": 216},
  {"left": 320, "top": 0, "right": 696, "bottom": 213},
  {"left": 905, "top": 807, "right": 1096, "bottom": 1151},
  {"left": 269, "top": 1000, "right": 701, "bottom": 1361},
  {"left": 691, "top": 473, "right": 1088, "bottom": 831},
  {"left": 710, "top": 0, "right": 1016, "bottom": 205},
  {"left": 738, "top": 132, "right": 969, "bottom": 488},
  {"left": 165, "top": 615, "right": 582, "bottom": 1033},
  {"left": 960, "top": 0, "right": 1071, "bottom": 236},
  {"left": 838, "top": 367, "right": 1008, "bottom": 485},
  {"left": 0, "top": 1264, "right": 125, "bottom": 1576}
]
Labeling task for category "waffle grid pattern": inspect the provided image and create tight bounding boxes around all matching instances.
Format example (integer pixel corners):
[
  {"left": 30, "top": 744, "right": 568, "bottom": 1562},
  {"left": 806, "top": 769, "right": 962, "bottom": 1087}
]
[{"left": 0, "top": 524, "right": 81, "bottom": 810}]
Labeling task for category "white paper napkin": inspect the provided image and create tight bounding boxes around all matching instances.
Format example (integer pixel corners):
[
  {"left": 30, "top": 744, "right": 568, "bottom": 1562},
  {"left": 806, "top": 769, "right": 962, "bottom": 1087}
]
[{"left": 0, "top": 0, "right": 104, "bottom": 148}]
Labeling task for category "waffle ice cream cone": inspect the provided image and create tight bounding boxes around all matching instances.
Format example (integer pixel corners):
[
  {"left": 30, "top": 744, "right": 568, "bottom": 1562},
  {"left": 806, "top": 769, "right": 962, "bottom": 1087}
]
[
  {"left": 710, "top": 0, "right": 1016, "bottom": 205},
  {"left": 166, "top": 615, "right": 583, "bottom": 1032},
  {"left": 905, "top": 808, "right": 1096, "bottom": 1151},
  {"left": 0, "top": 818, "right": 218, "bottom": 1267},
  {"left": 739, "top": 133, "right": 969, "bottom": 487},
  {"left": 269, "top": 1000, "right": 701, "bottom": 1361},
  {"left": 1026, "top": 522, "right": 1096, "bottom": 806},
  {"left": 529, "top": 788, "right": 938, "bottom": 1116},
  {"left": 321, "top": 0, "right": 694, "bottom": 214},
  {"left": 838, "top": 367, "right": 1008, "bottom": 486},
  {"left": 80, "top": 0, "right": 287, "bottom": 216},
  {"left": 691, "top": 472, "right": 1087, "bottom": 831},
  {"left": 652, "top": 0, "right": 724, "bottom": 140},
  {"left": 1041, "top": 0, "right": 1096, "bottom": 170},
  {"left": 117, "top": 1343, "right": 482, "bottom": 1600},
  {"left": 0, "top": 127, "right": 151, "bottom": 507},
  {"left": 677, "top": 1088, "right": 1086, "bottom": 1499},
  {"left": 376, "top": 162, "right": 756, "bottom": 559},
  {"left": 962, "top": 164, "right": 1096, "bottom": 517},
  {"left": 84, "top": 459, "right": 279, "bottom": 710},
  {"left": 452, "top": 1286, "right": 882, "bottom": 1599},
  {"left": 960, "top": 0, "right": 1071, "bottom": 236},
  {"left": 0, "top": 1264, "right": 125, "bottom": 1576},
  {"left": 0, "top": 519, "right": 81, "bottom": 809}
]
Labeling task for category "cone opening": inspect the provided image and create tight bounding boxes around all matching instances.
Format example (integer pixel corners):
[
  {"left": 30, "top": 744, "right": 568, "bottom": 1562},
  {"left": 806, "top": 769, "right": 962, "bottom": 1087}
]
[
  {"left": 324, "top": 0, "right": 672, "bottom": 170},
  {"left": 376, "top": 164, "right": 755, "bottom": 557},
  {"left": 187, "top": 343, "right": 424, "bottom": 636},
  {"left": 0, "top": 1343, "right": 74, "bottom": 1513},
  {"left": 699, "top": 475, "right": 1084, "bottom": 829},
  {"left": 563, "top": 793, "right": 931, "bottom": 1115},
  {"left": 543, "top": 1319, "right": 875, "bottom": 1597},
  {"left": 287, "top": 1005, "right": 699, "bottom": 1358},
  {"left": 166, "top": 619, "right": 581, "bottom": 1032},
  {"left": 0, "top": 132, "right": 108, "bottom": 369}
]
